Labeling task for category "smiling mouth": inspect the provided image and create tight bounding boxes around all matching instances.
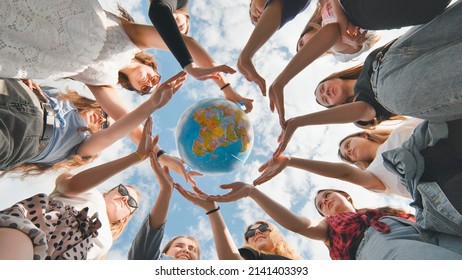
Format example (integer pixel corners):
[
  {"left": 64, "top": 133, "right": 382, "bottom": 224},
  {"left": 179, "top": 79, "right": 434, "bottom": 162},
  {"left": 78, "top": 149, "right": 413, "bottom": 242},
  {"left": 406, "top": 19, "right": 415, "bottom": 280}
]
[{"left": 176, "top": 254, "right": 190, "bottom": 260}]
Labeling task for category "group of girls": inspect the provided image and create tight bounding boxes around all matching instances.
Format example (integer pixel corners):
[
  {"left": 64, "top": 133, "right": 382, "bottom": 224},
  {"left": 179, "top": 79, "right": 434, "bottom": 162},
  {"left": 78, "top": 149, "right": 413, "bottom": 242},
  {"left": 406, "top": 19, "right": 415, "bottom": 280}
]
[{"left": 1, "top": 0, "right": 462, "bottom": 260}]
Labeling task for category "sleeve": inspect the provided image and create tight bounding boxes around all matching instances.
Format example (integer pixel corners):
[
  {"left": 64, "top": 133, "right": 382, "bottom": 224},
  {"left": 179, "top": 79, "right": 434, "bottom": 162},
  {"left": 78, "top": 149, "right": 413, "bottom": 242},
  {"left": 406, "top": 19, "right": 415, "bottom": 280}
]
[
  {"left": 238, "top": 247, "right": 260, "bottom": 260},
  {"left": 265, "top": 0, "right": 311, "bottom": 29},
  {"left": 127, "top": 215, "right": 166, "bottom": 260},
  {"left": 149, "top": 0, "right": 194, "bottom": 68}
]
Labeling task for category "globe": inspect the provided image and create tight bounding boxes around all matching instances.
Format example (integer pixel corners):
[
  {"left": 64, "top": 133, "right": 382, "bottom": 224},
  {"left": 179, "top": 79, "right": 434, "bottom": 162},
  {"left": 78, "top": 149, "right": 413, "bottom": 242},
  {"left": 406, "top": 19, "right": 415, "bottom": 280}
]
[{"left": 176, "top": 98, "right": 254, "bottom": 175}]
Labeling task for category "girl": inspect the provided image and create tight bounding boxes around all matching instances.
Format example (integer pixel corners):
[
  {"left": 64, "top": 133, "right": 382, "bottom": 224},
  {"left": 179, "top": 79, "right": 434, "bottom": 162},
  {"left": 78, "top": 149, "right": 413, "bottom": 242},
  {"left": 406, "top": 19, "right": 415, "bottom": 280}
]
[
  {"left": 0, "top": 72, "right": 188, "bottom": 177},
  {"left": 175, "top": 184, "right": 301, "bottom": 260},
  {"left": 209, "top": 184, "right": 462, "bottom": 259},
  {"left": 0, "top": 118, "right": 156, "bottom": 260}
]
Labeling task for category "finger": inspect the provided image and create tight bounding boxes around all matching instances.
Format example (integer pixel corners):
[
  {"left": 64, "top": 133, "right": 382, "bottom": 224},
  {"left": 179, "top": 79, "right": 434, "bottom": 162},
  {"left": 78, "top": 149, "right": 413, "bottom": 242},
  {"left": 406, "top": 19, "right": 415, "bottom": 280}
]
[
  {"left": 258, "top": 159, "right": 271, "bottom": 172},
  {"left": 188, "top": 170, "right": 204, "bottom": 177},
  {"left": 256, "top": 77, "right": 266, "bottom": 96},
  {"left": 219, "top": 184, "right": 233, "bottom": 190}
]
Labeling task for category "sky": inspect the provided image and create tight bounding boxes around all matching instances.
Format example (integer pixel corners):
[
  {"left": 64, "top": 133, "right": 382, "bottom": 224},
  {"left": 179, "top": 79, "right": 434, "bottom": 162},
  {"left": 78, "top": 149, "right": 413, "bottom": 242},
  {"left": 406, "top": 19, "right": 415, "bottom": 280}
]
[{"left": 0, "top": 0, "right": 417, "bottom": 260}]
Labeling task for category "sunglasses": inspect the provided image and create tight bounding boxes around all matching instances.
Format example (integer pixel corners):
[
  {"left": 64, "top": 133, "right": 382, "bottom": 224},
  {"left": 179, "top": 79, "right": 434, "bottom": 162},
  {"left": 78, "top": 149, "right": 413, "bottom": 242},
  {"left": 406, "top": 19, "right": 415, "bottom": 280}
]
[
  {"left": 100, "top": 109, "right": 110, "bottom": 129},
  {"left": 113, "top": 184, "right": 138, "bottom": 213},
  {"left": 139, "top": 73, "right": 161, "bottom": 96},
  {"left": 244, "top": 223, "right": 270, "bottom": 241}
]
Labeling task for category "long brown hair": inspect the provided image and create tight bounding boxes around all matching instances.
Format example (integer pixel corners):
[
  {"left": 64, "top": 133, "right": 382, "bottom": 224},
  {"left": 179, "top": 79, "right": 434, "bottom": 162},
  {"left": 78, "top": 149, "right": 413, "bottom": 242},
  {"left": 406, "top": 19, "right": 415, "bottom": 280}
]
[
  {"left": 243, "top": 220, "right": 302, "bottom": 260},
  {"left": 162, "top": 235, "right": 201, "bottom": 259},
  {"left": 0, "top": 90, "right": 101, "bottom": 178},
  {"left": 315, "top": 189, "right": 414, "bottom": 219},
  {"left": 337, "top": 129, "right": 392, "bottom": 169}
]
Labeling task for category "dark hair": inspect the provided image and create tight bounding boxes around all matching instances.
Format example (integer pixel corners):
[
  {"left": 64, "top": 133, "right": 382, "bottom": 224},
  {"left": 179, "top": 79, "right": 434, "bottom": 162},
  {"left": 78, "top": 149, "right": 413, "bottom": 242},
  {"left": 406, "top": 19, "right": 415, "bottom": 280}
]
[{"left": 117, "top": 52, "right": 159, "bottom": 93}]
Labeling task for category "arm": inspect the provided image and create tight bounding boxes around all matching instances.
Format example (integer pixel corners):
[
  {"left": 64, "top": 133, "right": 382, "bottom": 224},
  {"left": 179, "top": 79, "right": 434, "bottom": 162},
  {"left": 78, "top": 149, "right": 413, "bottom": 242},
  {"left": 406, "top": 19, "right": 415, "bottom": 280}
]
[
  {"left": 175, "top": 185, "right": 243, "bottom": 260},
  {"left": 268, "top": 23, "right": 341, "bottom": 126},
  {"left": 78, "top": 71, "right": 186, "bottom": 157},
  {"left": 238, "top": 0, "right": 283, "bottom": 95},
  {"left": 274, "top": 101, "right": 376, "bottom": 157},
  {"left": 254, "top": 156, "right": 385, "bottom": 192},
  {"left": 56, "top": 118, "right": 156, "bottom": 196},
  {"left": 210, "top": 182, "right": 329, "bottom": 241}
]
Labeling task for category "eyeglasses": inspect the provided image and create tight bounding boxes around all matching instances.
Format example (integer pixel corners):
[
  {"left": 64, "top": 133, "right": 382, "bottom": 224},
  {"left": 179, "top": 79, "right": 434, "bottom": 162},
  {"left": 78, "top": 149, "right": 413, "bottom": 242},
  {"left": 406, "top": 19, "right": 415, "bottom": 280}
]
[
  {"left": 100, "top": 109, "right": 110, "bottom": 129},
  {"left": 113, "top": 184, "right": 138, "bottom": 213},
  {"left": 244, "top": 223, "right": 270, "bottom": 241},
  {"left": 139, "top": 73, "right": 161, "bottom": 96}
]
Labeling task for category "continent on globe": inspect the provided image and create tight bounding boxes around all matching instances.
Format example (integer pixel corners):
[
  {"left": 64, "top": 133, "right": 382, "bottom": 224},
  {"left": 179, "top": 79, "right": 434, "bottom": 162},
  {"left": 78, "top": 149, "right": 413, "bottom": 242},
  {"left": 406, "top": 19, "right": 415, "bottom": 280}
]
[{"left": 176, "top": 98, "right": 254, "bottom": 175}]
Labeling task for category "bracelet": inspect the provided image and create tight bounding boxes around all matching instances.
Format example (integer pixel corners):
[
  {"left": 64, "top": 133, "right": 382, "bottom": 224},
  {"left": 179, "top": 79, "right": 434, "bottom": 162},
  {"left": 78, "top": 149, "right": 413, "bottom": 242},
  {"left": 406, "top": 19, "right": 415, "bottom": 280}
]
[
  {"left": 206, "top": 206, "right": 220, "bottom": 215},
  {"left": 134, "top": 151, "right": 144, "bottom": 161},
  {"left": 156, "top": 149, "right": 166, "bottom": 158},
  {"left": 220, "top": 83, "right": 230, "bottom": 90}
]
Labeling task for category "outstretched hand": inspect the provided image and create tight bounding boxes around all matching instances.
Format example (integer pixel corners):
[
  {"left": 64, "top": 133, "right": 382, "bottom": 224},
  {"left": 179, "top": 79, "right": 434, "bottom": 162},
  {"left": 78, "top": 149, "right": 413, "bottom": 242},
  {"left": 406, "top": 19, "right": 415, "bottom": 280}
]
[
  {"left": 175, "top": 184, "right": 217, "bottom": 211},
  {"left": 150, "top": 70, "right": 187, "bottom": 109},
  {"left": 253, "top": 156, "right": 290, "bottom": 186},
  {"left": 208, "top": 182, "right": 254, "bottom": 203},
  {"left": 158, "top": 154, "right": 204, "bottom": 185},
  {"left": 237, "top": 54, "right": 266, "bottom": 96},
  {"left": 149, "top": 151, "right": 175, "bottom": 192},
  {"left": 184, "top": 63, "right": 236, "bottom": 81},
  {"left": 268, "top": 80, "right": 286, "bottom": 128},
  {"left": 136, "top": 117, "right": 157, "bottom": 159},
  {"left": 273, "top": 118, "right": 297, "bottom": 158},
  {"left": 223, "top": 86, "right": 254, "bottom": 113}
]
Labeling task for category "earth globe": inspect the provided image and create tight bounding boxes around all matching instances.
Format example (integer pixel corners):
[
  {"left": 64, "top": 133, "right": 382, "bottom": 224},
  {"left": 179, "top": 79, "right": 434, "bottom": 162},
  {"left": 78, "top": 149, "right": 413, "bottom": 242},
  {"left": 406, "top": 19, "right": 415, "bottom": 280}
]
[{"left": 175, "top": 98, "right": 254, "bottom": 175}]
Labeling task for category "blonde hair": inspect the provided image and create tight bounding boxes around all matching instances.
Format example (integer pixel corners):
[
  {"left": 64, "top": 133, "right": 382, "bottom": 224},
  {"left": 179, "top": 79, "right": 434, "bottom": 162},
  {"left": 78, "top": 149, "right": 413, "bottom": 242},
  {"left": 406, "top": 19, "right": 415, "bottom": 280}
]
[
  {"left": 244, "top": 220, "right": 302, "bottom": 260},
  {"left": 162, "top": 235, "right": 201, "bottom": 259},
  {"left": 337, "top": 129, "right": 392, "bottom": 169},
  {"left": 0, "top": 90, "right": 101, "bottom": 178},
  {"left": 105, "top": 185, "right": 141, "bottom": 241}
]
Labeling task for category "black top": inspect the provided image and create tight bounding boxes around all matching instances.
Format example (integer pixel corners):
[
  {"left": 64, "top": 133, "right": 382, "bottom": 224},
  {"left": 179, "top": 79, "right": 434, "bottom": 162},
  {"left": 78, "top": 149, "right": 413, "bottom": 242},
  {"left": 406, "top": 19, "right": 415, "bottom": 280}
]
[
  {"left": 149, "top": 0, "right": 193, "bottom": 68},
  {"left": 353, "top": 46, "right": 394, "bottom": 127},
  {"left": 238, "top": 247, "right": 292, "bottom": 260}
]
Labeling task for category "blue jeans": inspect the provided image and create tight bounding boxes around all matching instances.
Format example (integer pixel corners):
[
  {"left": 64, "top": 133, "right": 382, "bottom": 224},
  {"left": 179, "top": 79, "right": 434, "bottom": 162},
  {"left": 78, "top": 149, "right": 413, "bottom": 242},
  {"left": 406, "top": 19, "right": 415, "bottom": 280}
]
[
  {"left": 373, "top": 0, "right": 462, "bottom": 121},
  {"left": 356, "top": 217, "right": 462, "bottom": 259},
  {"left": 0, "top": 79, "right": 45, "bottom": 170}
]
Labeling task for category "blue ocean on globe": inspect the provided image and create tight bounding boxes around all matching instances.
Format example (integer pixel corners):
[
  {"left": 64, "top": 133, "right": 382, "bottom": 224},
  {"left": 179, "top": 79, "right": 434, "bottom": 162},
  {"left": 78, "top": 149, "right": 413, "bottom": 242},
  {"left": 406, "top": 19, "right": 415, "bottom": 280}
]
[{"left": 176, "top": 98, "right": 254, "bottom": 175}]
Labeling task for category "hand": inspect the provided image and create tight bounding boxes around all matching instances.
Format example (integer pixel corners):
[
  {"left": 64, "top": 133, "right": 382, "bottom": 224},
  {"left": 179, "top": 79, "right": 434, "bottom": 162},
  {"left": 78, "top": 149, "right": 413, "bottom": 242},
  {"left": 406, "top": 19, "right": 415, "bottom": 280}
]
[
  {"left": 158, "top": 154, "right": 204, "bottom": 185},
  {"left": 149, "top": 152, "right": 175, "bottom": 192},
  {"left": 223, "top": 86, "right": 254, "bottom": 113},
  {"left": 268, "top": 80, "right": 286, "bottom": 128},
  {"left": 253, "top": 156, "right": 290, "bottom": 186},
  {"left": 208, "top": 182, "right": 254, "bottom": 203},
  {"left": 175, "top": 184, "right": 217, "bottom": 212},
  {"left": 135, "top": 117, "right": 157, "bottom": 159},
  {"left": 184, "top": 63, "right": 236, "bottom": 81},
  {"left": 273, "top": 118, "right": 297, "bottom": 158},
  {"left": 22, "top": 79, "right": 46, "bottom": 99},
  {"left": 237, "top": 54, "right": 266, "bottom": 96},
  {"left": 150, "top": 71, "right": 187, "bottom": 109}
]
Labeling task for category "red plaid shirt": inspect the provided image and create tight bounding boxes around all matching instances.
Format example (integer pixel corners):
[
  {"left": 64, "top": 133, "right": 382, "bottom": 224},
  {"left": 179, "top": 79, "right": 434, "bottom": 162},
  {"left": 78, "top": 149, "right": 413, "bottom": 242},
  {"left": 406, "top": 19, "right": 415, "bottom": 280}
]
[{"left": 325, "top": 209, "right": 414, "bottom": 260}]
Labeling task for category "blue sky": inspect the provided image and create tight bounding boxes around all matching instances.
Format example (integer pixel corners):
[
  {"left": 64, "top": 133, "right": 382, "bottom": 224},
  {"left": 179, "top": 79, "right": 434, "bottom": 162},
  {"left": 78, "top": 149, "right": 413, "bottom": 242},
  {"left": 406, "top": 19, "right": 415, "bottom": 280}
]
[{"left": 0, "top": 0, "right": 416, "bottom": 260}]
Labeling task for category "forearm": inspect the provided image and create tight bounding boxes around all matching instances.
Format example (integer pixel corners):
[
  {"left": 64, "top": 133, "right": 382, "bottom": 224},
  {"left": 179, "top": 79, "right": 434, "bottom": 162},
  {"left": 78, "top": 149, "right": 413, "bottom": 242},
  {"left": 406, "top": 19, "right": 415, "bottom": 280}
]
[
  {"left": 149, "top": 188, "right": 173, "bottom": 229},
  {"left": 62, "top": 153, "right": 140, "bottom": 196},
  {"left": 248, "top": 188, "right": 312, "bottom": 233},
  {"left": 240, "top": 0, "right": 282, "bottom": 59},
  {"left": 207, "top": 210, "right": 243, "bottom": 260},
  {"left": 275, "top": 24, "right": 339, "bottom": 87},
  {"left": 149, "top": 1, "right": 193, "bottom": 68},
  {"left": 288, "top": 157, "right": 354, "bottom": 180}
]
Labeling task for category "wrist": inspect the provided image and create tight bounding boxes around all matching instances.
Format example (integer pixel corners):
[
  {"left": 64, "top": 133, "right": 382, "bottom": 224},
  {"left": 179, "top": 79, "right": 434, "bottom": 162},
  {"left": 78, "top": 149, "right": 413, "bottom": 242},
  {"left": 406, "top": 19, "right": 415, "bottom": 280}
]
[
  {"left": 133, "top": 151, "right": 144, "bottom": 161},
  {"left": 205, "top": 205, "right": 220, "bottom": 215}
]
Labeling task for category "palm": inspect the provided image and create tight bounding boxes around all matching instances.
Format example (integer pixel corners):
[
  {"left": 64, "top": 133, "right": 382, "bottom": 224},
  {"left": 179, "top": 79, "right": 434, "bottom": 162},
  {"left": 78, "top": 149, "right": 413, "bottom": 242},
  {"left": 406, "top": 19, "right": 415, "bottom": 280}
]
[
  {"left": 253, "top": 156, "right": 289, "bottom": 186},
  {"left": 208, "top": 182, "right": 252, "bottom": 203}
]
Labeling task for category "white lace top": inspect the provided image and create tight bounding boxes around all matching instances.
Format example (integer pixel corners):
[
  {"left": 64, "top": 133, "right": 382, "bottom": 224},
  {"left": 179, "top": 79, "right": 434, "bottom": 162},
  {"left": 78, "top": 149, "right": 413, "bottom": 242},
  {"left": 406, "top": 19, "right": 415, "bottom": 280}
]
[{"left": 0, "top": 0, "right": 140, "bottom": 85}]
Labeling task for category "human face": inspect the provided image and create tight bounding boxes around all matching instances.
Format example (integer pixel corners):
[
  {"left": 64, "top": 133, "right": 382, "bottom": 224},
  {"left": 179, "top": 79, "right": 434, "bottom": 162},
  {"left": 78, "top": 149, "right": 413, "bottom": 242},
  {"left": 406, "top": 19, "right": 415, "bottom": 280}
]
[
  {"left": 339, "top": 136, "right": 375, "bottom": 163},
  {"left": 315, "top": 78, "right": 350, "bottom": 107},
  {"left": 104, "top": 185, "right": 139, "bottom": 223},
  {"left": 174, "top": 12, "right": 190, "bottom": 35},
  {"left": 79, "top": 109, "right": 112, "bottom": 131},
  {"left": 249, "top": 0, "right": 265, "bottom": 24},
  {"left": 297, "top": 30, "right": 315, "bottom": 52},
  {"left": 315, "top": 190, "right": 355, "bottom": 217},
  {"left": 246, "top": 223, "right": 274, "bottom": 252},
  {"left": 127, "top": 62, "right": 161, "bottom": 95},
  {"left": 164, "top": 238, "right": 199, "bottom": 260}
]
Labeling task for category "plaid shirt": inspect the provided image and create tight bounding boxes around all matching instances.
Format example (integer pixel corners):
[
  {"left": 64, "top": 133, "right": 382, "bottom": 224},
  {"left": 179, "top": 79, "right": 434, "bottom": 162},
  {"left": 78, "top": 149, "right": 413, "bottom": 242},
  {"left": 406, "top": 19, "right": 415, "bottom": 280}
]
[{"left": 325, "top": 209, "right": 414, "bottom": 260}]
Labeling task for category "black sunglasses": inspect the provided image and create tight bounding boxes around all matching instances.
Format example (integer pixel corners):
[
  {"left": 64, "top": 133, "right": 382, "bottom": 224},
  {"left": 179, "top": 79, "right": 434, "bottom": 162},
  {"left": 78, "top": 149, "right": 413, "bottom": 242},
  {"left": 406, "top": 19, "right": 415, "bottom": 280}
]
[
  {"left": 100, "top": 109, "right": 110, "bottom": 129},
  {"left": 139, "top": 73, "right": 161, "bottom": 96},
  {"left": 113, "top": 184, "right": 138, "bottom": 213},
  {"left": 244, "top": 223, "right": 270, "bottom": 241}
]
